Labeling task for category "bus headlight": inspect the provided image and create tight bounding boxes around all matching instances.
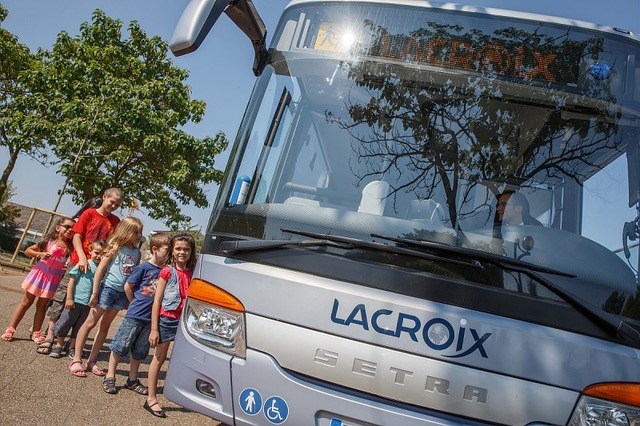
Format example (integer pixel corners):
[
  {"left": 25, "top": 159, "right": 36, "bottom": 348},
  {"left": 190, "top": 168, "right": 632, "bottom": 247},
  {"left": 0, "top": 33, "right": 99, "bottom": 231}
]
[
  {"left": 568, "top": 396, "right": 640, "bottom": 425},
  {"left": 184, "top": 298, "right": 246, "bottom": 358}
]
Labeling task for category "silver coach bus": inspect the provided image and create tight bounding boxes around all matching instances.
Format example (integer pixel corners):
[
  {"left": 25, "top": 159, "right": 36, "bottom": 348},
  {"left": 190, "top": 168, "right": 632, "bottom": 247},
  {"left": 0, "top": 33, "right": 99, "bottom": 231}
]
[{"left": 165, "top": 0, "right": 640, "bottom": 424}]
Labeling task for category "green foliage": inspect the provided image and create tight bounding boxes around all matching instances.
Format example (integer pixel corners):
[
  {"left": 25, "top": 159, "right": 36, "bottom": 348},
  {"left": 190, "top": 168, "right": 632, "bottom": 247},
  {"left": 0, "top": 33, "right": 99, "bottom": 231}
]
[
  {"left": 25, "top": 10, "right": 228, "bottom": 227},
  {"left": 0, "top": 181, "right": 19, "bottom": 225},
  {"left": 0, "top": 179, "right": 20, "bottom": 255}
]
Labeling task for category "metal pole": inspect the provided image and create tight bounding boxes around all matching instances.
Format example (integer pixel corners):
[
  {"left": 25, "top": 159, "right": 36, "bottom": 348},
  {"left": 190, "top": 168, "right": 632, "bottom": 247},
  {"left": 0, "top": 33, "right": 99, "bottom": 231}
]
[
  {"left": 43, "top": 109, "right": 99, "bottom": 232},
  {"left": 42, "top": 137, "right": 87, "bottom": 235}
]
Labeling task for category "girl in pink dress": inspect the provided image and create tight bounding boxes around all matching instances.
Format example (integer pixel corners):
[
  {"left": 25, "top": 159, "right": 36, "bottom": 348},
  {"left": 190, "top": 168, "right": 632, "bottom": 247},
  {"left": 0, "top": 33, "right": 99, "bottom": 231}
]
[{"left": 1, "top": 216, "right": 75, "bottom": 344}]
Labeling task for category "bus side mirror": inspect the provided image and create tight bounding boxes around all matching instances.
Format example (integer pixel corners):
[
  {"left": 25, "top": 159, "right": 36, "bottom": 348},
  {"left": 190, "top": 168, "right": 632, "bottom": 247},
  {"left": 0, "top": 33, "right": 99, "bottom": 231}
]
[
  {"left": 626, "top": 142, "right": 640, "bottom": 207},
  {"left": 170, "top": 0, "right": 267, "bottom": 76}
]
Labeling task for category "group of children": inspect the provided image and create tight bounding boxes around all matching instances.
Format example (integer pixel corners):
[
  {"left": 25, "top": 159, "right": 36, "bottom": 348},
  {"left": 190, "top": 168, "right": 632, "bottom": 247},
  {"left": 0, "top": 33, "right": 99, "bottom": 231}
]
[{"left": 1, "top": 188, "right": 196, "bottom": 418}]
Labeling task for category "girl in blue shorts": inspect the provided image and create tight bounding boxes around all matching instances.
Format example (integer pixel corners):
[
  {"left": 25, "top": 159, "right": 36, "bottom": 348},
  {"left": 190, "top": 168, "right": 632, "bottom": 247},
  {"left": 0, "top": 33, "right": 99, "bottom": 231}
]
[
  {"left": 144, "top": 233, "right": 196, "bottom": 418},
  {"left": 68, "top": 216, "right": 143, "bottom": 378}
]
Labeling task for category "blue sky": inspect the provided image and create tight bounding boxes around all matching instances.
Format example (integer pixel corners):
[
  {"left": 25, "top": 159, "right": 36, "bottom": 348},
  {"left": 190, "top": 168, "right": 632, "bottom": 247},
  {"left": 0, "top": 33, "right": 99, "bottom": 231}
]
[{"left": 1, "top": 0, "right": 638, "bottom": 241}]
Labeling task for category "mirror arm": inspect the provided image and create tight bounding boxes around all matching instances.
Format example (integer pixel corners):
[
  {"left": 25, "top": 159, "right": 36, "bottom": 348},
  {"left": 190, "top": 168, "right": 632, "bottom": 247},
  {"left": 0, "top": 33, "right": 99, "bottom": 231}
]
[{"left": 225, "top": 0, "right": 268, "bottom": 76}]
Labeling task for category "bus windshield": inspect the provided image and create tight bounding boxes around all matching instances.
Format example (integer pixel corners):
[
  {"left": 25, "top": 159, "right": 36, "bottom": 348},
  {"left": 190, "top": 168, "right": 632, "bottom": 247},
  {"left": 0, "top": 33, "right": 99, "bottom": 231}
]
[{"left": 210, "top": 2, "right": 640, "bottom": 323}]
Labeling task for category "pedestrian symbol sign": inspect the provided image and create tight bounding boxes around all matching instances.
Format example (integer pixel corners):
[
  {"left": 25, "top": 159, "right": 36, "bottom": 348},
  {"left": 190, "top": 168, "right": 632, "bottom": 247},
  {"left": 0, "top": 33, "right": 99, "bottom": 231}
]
[
  {"left": 239, "top": 388, "right": 262, "bottom": 416},
  {"left": 263, "top": 395, "right": 289, "bottom": 424}
]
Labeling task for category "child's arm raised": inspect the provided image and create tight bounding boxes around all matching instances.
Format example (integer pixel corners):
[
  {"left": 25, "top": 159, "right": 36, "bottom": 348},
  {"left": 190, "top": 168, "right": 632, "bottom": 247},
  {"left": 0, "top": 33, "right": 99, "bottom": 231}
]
[
  {"left": 24, "top": 243, "right": 50, "bottom": 261},
  {"left": 90, "top": 254, "right": 112, "bottom": 307},
  {"left": 66, "top": 275, "right": 78, "bottom": 309},
  {"left": 148, "top": 276, "right": 167, "bottom": 347}
]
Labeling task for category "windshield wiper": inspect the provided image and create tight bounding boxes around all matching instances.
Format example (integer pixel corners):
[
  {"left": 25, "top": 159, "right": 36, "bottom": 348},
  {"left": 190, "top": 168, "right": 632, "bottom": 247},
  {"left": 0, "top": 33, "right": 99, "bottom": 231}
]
[
  {"left": 372, "top": 233, "right": 640, "bottom": 347},
  {"left": 276, "top": 228, "right": 480, "bottom": 268},
  {"left": 528, "top": 269, "right": 640, "bottom": 347},
  {"left": 371, "top": 233, "right": 574, "bottom": 278},
  {"left": 219, "top": 238, "right": 346, "bottom": 254}
]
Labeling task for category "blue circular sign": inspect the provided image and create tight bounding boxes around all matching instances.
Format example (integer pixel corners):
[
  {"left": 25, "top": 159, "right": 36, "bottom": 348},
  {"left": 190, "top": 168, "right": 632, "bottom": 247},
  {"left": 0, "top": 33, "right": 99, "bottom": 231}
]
[
  {"left": 239, "top": 387, "right": 262, "bottom": 416},
  {"left": 263, "top": 395, "right": 289, "bottom": 424}
]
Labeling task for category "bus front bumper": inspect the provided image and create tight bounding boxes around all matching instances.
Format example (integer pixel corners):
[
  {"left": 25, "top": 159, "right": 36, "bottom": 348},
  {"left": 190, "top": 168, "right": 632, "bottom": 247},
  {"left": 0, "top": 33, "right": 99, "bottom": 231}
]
[{"left": 165, "top": 325, "right": 486, "bottom": 426}]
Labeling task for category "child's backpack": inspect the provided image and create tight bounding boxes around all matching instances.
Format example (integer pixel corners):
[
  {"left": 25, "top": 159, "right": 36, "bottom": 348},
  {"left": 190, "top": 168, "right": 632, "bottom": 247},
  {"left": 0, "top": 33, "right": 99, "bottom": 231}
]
[{"left": 161, "top": 266, "right": 181, "bottom": 311}]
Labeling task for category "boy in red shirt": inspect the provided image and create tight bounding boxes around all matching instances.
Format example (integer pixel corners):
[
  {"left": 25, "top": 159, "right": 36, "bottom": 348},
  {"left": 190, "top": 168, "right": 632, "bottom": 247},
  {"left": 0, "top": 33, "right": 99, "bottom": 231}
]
[{"left": 72, "top": 188, "right": 123, "bottom": 273}]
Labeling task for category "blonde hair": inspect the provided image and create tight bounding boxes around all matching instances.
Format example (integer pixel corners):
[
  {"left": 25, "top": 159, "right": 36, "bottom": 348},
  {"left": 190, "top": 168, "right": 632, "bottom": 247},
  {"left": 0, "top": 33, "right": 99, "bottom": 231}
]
[
  {"left": 103, "top": 216, "right": 143, "bottom": 258},
  {"left": 103, "top": 187, "right": 123, "bottom": 199}
]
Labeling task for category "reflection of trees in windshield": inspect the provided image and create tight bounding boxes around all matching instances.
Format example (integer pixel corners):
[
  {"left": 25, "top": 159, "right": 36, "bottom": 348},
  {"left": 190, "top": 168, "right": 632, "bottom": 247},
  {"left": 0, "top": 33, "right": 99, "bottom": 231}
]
[
  {"left": 325, "top": 21, "right": 621, "bottom": 229},
  {"left": 363, "top": 17, "right": 611, "bottom": 95},
  {"left": 605, "top": 289, "right": 640, "bottom": 320}
]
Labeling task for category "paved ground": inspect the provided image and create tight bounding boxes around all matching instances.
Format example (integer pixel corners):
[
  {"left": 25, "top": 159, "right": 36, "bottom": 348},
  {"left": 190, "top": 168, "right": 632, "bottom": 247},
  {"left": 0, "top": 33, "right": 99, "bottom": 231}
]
[{"left": 0, "top": 265, "right": 218, "bottom": 425}]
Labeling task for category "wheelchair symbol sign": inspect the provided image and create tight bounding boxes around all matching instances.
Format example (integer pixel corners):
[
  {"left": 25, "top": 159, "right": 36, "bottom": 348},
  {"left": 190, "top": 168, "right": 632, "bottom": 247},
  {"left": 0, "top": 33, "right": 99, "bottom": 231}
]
[
  {"left": 239, "top": 388, "right": 262, "bottom": 416},
  {"left": 263, "top": 395, "right": 289, "bottom": 424}
]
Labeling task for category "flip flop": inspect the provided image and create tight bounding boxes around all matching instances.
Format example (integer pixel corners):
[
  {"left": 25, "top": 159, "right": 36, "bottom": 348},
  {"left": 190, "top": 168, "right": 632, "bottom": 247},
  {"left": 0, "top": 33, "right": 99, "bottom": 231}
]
[
  {"left": 68, "top": 360, "right": 87, "bottom": 378},
  {"left": 36, "top": 339, "right": 54, "bottom": 355}
]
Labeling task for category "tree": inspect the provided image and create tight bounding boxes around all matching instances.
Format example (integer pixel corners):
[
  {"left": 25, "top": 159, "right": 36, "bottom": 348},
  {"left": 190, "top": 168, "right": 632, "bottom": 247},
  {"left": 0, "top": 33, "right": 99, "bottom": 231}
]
[
  {"left": 0, "top": 180, "right": 19, "bottom": 226},
  {"left": 0, "top": 4, "right": 44, "bottom": 202},
  {"left": 0, "top": 180, "right": 20, "bottom": 253},
  {"left": 26, "top": 10, "right": 228, "bottom": 227}
]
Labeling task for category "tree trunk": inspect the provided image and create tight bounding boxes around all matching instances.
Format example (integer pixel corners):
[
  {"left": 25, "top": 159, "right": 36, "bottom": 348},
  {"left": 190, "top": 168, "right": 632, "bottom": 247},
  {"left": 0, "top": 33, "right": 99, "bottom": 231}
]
[{"left": 0, "top": 147, "right": 20, "bottom": 202}]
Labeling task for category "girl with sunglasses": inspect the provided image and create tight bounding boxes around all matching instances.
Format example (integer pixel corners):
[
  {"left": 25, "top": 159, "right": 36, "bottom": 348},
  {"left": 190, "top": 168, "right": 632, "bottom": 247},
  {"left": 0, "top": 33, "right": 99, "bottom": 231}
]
[{"left": 1, "top": 216, "right": 76, "bottom": 343}]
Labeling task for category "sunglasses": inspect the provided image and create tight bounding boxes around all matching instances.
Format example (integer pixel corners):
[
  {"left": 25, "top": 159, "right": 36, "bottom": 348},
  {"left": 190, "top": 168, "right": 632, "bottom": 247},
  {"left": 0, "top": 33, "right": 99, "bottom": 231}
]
[{"left": 59, "top": 224, "right": 74, "bottom": 230}]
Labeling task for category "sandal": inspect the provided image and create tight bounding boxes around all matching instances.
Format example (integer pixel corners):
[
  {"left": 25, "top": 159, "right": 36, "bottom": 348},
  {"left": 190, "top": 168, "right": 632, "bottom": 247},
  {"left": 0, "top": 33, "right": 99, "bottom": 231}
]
[
  {"left": 1, "top": 327, "right": 16, "bottom": 341},
  {"left": 36, "top": 339, "right": 54, "bottom": 355},
  {"left": 30, "top": 330, "right": 45, "bottom": 345},
  {"left": 49, "top": 344, "right": 63, "bottom": 358},
  {"left": 68, "top": 360, "right": 87, "bottom": 378},
  {"left": 102, "top": 377, "right": 117, "bottom": 394},
  {"left": 61, "top": 341, "right": 70, "bottom": 356},
  {"left": 143, "top": 401, "right": 166, "bottom": 418},
  {"left": 86, "top": 359, "right": 106, "bottom": 376},
  {"left": 125, "top": 378, "right": 148, "bottom": 395}
]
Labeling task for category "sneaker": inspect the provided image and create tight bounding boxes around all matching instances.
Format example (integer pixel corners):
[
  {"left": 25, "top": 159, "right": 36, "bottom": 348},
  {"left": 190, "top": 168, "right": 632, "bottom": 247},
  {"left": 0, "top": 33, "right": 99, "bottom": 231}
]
[
  {"left": 67, "top": 348, "right": 75, "bottom": 359},
  {"left": 49, "top": 345, "right": 63, "bottom": 358}
]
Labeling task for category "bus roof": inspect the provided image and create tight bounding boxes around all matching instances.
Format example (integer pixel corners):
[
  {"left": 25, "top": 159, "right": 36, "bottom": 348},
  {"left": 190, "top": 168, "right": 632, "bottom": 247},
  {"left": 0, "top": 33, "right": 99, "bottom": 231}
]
[{"left": 284, "top": 0, "right": 640, "bottom": 39}]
